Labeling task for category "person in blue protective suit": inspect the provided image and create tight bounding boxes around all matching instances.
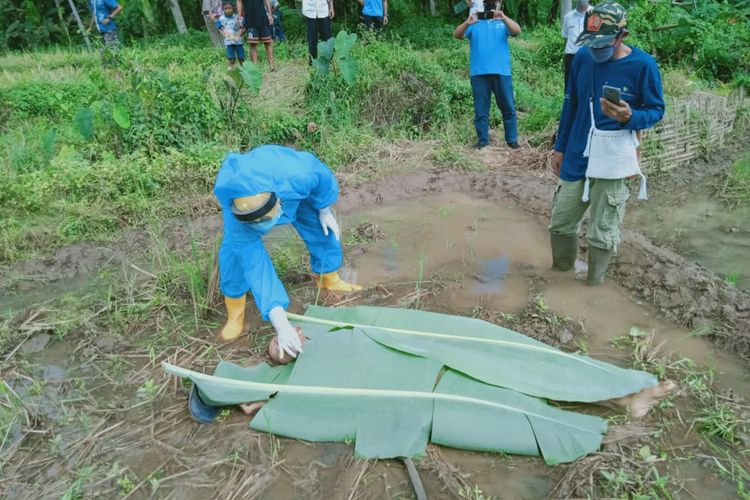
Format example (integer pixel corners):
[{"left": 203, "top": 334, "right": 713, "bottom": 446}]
[{"left": 213, "top": 145, "right": 362, "bottom": 360}]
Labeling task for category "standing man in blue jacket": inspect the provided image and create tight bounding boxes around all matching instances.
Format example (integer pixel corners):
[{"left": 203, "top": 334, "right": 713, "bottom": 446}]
[
  {"left": 214, "top": 146, "right": 362, "bottom": 360},
  {"left": 454, "top": 3, "right": 521, "bottom": 150},
  {"left": 549, "top": 3, "right": 665, "bottom": 285}
]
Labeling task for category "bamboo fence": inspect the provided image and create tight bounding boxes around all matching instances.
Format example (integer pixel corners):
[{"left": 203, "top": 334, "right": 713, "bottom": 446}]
[{"left": 640, "top": 88, "right": 746, "bottom": 172}]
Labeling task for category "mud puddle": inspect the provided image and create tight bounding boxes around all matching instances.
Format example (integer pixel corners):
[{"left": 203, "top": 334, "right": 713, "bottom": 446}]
[{"left": 627, "top": 179, "right": 750, "bottom": 291}]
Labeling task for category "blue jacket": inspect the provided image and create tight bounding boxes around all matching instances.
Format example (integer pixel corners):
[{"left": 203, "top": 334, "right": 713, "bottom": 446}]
[
  {"left": 214, "top": 146, "right": 338, "bottom": 318},
  {"left": 554, "top": 46, "right": 665, "bottom": 182}
]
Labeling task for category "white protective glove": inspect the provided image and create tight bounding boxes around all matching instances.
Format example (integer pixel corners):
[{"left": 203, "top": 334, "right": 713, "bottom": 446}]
[
  {"left": 268, "top": 306, "right": 302, "bottom": 359},
  {"left": 318, "top": 207, "right": 340, "bottom": 241}
]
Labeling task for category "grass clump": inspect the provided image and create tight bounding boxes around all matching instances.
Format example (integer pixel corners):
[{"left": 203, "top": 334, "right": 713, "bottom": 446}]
[{"left": 721, "top": 154, "right": 750, "bottom": 206}]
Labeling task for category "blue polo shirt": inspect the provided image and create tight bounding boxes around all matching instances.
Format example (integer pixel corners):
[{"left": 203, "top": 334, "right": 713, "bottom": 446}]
[
  {"left": 554, "top": 46, "right": 666, "bottom": 181},
  {"left": 88, "top": 0, "right": 120, "bottom": 32},
  {"left": 362, "top": 0, "right": 384, "bottom": 17},
  {"left": 464, "top": 19, "right": 511, "bottom": 77}
]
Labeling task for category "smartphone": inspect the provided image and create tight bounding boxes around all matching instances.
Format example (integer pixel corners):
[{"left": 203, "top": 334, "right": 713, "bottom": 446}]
[
  {"left": 476, "top": 11, "right": 495, "bottom": 19},
  {"left": 602, "top": 85, "right": 622, "bottom": 105}
]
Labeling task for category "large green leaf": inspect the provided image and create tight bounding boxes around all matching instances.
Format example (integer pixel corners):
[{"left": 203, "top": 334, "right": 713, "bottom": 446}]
[
  {"left": 239, "top": 61, "right": 263, "bottom": 96},
  {"left": 112, "top": 104, "right": 131, "bottom": 129},
  {"left": 164, "top": 321, "right": 608, "bottom": 463},
  {"left": 334, "top": 30, "right": 357, "bottom": 59},
  {"left": 74, "top": 107, "right": 95, "bottom": 139},
  {"left": 338, "top": 57, "right": 358, "bottom": 86},
  {"left": 316, "top": 37, "right": 335, "bottom": 62},
  {"left": 292, "top": 306, "right": 658, "bottom": 402},
  {"left": 312, "top": 57, "right": 330, "bottom": 78}
]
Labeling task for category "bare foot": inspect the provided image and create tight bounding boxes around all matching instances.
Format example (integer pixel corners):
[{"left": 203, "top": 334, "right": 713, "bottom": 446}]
[
  {"left": 596, "top": 380, "right": 677, "bottom": 418},
  {"left": 267, "top": 327, "right": 306, "bottom": 364},
  {"left": 239, "top": 401, "right": 265, "bottom": 415}
]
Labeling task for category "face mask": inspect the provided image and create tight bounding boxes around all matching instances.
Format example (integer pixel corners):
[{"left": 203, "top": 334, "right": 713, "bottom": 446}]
[
  {"left": 590, "top": 45, "right": 615, "bottom": 63},
  {"left": 249, "top": 210, "right": 281, "bottom": 234}
]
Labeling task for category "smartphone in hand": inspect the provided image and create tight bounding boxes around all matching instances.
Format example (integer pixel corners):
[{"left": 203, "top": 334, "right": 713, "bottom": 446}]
[{"left": 603, "top": 85, "right": 622, "bottom": 105}]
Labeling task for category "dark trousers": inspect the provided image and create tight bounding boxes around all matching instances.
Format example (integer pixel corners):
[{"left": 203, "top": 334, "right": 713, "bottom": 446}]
[
  {"left": 306, "top": 16, "right": 332, "bottom": 60},
  {"left": 361, "top": 14, "right": 384, "bottom": 31},
  {"left": 470, "top": 74, "right": 518, "bottom": 146},
  {"left": 564, "top": 53, "right": 575, "bottom": 91}
]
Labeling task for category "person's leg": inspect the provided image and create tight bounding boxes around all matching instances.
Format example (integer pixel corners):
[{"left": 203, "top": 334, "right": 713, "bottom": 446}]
[
  {"left": 320, "top": 16, "right": 332, "bottom": 41},
  {"left": 361, "top": 15, "right": 374, "bottom": 30},
  {"left": 103, "top": 30, "right": 120, "bottom": 51},
  {"left": 205, "top": 15, "right": 225, "bottom": 48},
  {"left": 259, "top": 26, "right": 274, "bottom": 69},
  {"left": 248, "top": 28, "right": 260, "bottom": 63},
  {"left": 274, "top": 10, "right": 286, "bottom": 41},
  {"left": 585, "top": 178, "right": 629, "bottom": 285},
  {"left": 548, "top": 179, "right": 589, "bottom": 271},
  {"left": 226, "top": 45, "right": 235, "bottom": 69},
  {"left": 306, "top": 17, "right": 318, "bottom": 62},
  {"left": 495, "top": 75, "right": 519, "bottom": 146},
  {"left": 236, "top": 44, "right": 245, "bottom": 65},
  {"left": 291, "top": 200, "right": 343, "bottom": 276},
  {"left": 374, "top": 15, "right": 384, "bottom": 34},
  {"left": 470, "top": 75, "right": 491, "bottom": 147}
]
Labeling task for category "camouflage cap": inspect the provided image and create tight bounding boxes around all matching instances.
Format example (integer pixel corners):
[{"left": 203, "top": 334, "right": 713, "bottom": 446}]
[{"left": 575, "top": 2, "right": 628, "bottom": 48}]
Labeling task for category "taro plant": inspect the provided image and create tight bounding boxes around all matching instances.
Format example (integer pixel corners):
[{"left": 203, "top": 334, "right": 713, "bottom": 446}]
[
  {"left": 313, "top": 31, "right": 358, "bottom": 86},
  {"left": 223, "top": 61, "right": 263, "bottom": 125}
]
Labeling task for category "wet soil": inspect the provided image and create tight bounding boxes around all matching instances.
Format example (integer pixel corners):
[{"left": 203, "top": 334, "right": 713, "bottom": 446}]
[{"left": 2, "top": 153, "right": 750, "bottom": 499}]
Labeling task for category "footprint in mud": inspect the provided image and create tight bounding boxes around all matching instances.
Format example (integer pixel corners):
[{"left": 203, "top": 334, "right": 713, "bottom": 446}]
[{"left": 472, "top": 255, "right": 509, "bottom": 294}]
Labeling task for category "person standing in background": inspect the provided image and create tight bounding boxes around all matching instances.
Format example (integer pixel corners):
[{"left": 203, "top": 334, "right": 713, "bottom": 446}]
[
  {"left": 86, "top": 0, "right": 123, "bottom": 51},
  {"left": 561, "top": 0, "right": 589, "bottom": 88},
  {"left": 237, "top": 0, "right": 276, "bottom": 70},
  {"left": 359, "top": 0, "right": 387, "bottom": 32},
  {"left": 271, "top": 0, "right": 286, "bottom": 42},
  {"left": 203, "top": 0, "right": 225, "bottom": 48},
  {"left": 454, "top": 3, "right": 521, "bottom": 150},
  {"left": 302, "top": 0, "right": 333, "bottom": 62}
]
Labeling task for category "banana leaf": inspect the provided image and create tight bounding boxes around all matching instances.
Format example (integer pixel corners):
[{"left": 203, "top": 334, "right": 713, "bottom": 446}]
[
  {"left": 163, "top": 322, "right": 607, "bottom": 464},
  {"left": 291, "top": 306, "right": 657, "bottom": 402}
]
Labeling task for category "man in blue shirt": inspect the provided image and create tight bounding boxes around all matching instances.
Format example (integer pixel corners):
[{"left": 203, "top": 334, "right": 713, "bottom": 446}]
[
  {"left": 87, "top": 0, "right": 123, "bottom": 50},
  {"left": 359, "top": 0, "right": 388, "bottom": 32},
  {"left": 454, "top": 4, "right": 521, "bottom": 150},
  {"left": 549, "top": 3, "right": 665, "bottom": 285}
]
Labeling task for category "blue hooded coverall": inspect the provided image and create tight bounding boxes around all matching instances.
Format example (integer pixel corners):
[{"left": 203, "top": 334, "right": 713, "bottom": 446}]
[{"left": 213, "top": 146, "right": 343, "bottom": 319}]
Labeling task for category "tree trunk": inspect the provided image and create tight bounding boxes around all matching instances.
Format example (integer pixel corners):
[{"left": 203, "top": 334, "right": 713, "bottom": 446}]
[
  {"left": 169, "top": 0, "right": 188, "bottom": 33},
  {"left": 66, "top": 0, "right": 93, "bottom": 51},
  {"left": 429, "top": 0, "right": 436, "bottom": 16},
  {"left": 547, "top": 0, "right": 560, "bottom": 25},
  {"left": 561, "top": 0, "right": 572, "bottom": 22}
]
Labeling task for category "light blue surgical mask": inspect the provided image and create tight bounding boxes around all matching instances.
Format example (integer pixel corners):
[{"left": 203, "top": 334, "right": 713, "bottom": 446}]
[
  {"left": 590, "top": 45, "right": 615, "bottom": 63},
  {"left": 250, "top": 210, "right": 281, "bottom": 234}
]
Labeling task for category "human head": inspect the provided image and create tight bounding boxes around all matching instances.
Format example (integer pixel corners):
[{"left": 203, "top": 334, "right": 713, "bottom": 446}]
[
  {"left": 231, "top": 192, "right": 281, "bottom": 224},
  {"left": 575, "top": 0, "right": 589, "bottom": 12},
  {"left": 222, "top": 2, "right": 234, "bottom": 16},
  {"left": 575, "top": 2, "right": 628, "bottom": 63}
]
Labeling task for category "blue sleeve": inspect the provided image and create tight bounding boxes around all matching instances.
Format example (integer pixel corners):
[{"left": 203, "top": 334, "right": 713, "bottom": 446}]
[
  {"left": 622, "top": 57, "right": 665, "bottom": 131},
  {"left": 554, "top": 54, "right": 579, "bottom": 153},
  {"left": 104, "top": 0, "right": 119, "bottom": 10},
  {"left": 464, "top": 24, "right": 474, "bottom": 39},
  {"left": 306, "top": 155, "right": 339, "bottom": 209}
]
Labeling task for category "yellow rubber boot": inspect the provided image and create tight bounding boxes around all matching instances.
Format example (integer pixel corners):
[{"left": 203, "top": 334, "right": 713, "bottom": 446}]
[
  {"left": 312, "top": 272, "right": 363, "bottom": 292},
  {"left": 220, "top": 295, "right": 246, "bottom": 340}
]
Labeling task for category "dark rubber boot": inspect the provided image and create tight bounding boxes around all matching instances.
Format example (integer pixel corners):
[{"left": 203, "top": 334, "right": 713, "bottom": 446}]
[
  {"left": 586, "top": 246, "right": 614, "bottom": 286},
  {"left": 550, "top": 234, "right": 578, "bottom": 271}
]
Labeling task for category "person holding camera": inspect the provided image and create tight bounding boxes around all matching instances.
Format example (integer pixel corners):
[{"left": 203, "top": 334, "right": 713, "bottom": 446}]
[
  {"left": 549, "top": 3, "right": 665, "bottom": 285},
  {"left": 454, "top": 3, "right": 521, "bottom": 150}
]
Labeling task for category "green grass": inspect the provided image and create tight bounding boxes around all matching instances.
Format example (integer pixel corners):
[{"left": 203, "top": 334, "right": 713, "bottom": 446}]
[{"left": 722, "top": 154, "right": 750, "bottom": 206}]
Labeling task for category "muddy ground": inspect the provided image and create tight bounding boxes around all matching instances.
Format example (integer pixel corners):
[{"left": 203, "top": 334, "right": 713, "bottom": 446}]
[{"left": 1, "top": 143, "right": 749, "bottom": 498}]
